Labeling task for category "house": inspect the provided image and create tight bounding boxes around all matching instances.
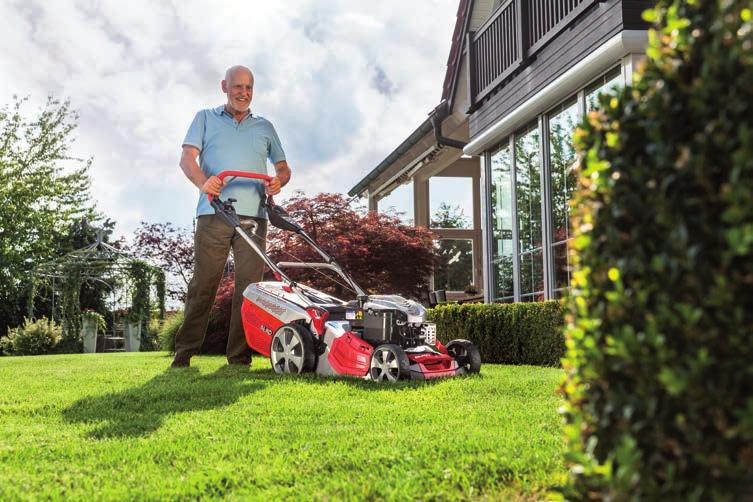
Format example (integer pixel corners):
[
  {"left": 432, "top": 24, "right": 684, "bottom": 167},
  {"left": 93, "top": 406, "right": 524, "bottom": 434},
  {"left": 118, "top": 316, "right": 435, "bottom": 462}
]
[{"left": 348, "top": 0, "right": 653, "bottom": 303}]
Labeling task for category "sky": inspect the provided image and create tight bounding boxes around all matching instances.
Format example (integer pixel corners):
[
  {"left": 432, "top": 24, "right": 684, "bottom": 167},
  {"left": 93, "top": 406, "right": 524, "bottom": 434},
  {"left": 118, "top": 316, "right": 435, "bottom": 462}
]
[{"left": 0, "top": 0, "right": 459, "bottom": 239}]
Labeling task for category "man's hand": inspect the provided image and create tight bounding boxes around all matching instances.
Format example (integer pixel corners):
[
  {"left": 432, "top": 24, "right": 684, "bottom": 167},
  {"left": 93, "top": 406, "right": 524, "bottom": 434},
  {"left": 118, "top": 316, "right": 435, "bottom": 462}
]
[
  {"left": 265, "top": 160, "right": 290, "bottom": 196},
  {"left": 201, "top": 176, "right": 224, "bottom": 196},
  {"left": 265, "top": 176, "right": 282, "bottom": 196}
]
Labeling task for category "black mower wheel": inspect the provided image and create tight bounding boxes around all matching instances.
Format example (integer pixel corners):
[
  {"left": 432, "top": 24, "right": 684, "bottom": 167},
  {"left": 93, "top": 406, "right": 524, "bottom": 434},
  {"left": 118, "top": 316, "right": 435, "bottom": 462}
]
[
  {"left": 369, "top": 344, "right": 410, "bottom": 383},
  {"left": 270, "top": 324, "right": 316, "bottom": 375},
  {"left": 447, "top": 339, "right": 481, "bottom": 374}
]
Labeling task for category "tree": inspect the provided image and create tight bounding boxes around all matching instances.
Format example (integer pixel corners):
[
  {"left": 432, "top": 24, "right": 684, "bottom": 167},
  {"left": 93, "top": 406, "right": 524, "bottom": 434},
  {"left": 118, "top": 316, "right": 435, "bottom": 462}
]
[
  {"left": 267, "top": 192, "right": 438, "bottom": 299},
  {"left": 0, "top": 96, "right": 95, "bottom": 336},
  {"left": 130, "top": 222, "right": 194, "bottom": 302},
  {"left": 561, "top": 1, "right": 753, "bottom": 498}
]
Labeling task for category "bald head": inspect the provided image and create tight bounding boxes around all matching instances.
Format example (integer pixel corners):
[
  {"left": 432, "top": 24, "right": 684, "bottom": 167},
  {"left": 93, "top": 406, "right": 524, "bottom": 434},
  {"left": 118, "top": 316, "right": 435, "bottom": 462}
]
[
  {"left": 225, "top": 65, "right": 254, "bottom": 84},
  {"left": 222, "top": 65, "right": 254, "bottom": 114}
]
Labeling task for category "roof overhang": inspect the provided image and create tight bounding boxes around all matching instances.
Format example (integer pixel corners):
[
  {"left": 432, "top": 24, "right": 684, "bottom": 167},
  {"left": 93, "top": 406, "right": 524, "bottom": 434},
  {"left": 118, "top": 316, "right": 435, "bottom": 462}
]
[
  {"left": 347, "top": 118, "right": 434, "bottom": 197},
  {"left": 347, "top": 113, "right": 469, "bottom": 199}
]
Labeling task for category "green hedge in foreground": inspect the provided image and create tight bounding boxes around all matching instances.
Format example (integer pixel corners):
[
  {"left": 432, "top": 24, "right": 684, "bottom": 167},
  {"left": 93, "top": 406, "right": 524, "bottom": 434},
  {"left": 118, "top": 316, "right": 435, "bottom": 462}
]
[
  {"left": 560, "top": 1, "right": 753, "bottom": 498},
  {"left": 429, "top": 301, "right": 565, "bottom": 366}
]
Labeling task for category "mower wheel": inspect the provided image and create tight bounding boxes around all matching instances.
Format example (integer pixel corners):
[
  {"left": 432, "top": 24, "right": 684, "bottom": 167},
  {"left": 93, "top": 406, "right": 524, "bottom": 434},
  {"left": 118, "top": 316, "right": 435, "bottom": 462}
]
[
  {"left": 447, "top": 339, "right": 481, "bottom": 374},
  {"left": 369, "top": 344, "right": 410, "bottom": 383},
  {"left": 270, "top": 324, "right": 316, "bottom": 375}
]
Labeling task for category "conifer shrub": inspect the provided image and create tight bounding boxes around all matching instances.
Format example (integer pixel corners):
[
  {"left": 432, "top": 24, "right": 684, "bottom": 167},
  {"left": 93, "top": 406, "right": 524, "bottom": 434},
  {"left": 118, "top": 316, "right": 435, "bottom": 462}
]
[{"left": 561, "top": 1, "right": 753, "bottom": 498}]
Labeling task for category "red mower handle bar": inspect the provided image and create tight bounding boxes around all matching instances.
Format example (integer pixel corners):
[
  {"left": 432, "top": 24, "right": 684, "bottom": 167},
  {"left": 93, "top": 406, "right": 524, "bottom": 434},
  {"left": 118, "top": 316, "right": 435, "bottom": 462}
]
[{"left": 206, "top": 170, "right": 274, "bottom": 204}]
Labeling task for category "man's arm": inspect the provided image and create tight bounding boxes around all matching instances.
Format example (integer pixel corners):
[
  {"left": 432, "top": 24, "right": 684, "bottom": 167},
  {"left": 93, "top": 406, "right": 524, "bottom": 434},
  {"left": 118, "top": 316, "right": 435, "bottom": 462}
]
[
  {"left": 180, "top": 145, "right": 222, "bottom": 196},
  {"left": 265, "top": 160, "right": 291, "bottom": 195}
]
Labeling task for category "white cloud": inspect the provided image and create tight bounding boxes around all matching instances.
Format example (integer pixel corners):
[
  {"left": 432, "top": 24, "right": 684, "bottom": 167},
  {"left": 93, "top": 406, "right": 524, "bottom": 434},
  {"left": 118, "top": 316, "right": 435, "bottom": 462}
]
[{"left": 0, "top": 0, "right": 457, "bottom": 238}]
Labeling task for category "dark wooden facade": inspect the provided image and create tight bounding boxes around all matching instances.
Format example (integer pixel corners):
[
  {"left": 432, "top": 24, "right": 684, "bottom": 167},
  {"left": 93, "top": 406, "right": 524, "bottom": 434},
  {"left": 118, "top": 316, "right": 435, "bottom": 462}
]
[{"left": 467, "top": 0, "right": 652, "bottom": 137}]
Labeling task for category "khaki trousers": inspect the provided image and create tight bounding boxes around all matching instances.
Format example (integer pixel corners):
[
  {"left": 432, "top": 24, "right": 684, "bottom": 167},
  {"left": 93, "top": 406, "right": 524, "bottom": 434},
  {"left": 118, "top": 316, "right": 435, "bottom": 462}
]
[{"left": 174, "top": 214, "right": 267, "bottom": 363}]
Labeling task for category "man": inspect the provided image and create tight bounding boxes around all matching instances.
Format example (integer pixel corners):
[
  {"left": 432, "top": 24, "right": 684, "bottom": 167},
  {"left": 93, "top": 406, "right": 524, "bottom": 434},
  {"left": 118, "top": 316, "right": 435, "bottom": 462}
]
[{"left": 172, "top": 65, "right": 291, "bottom": 368}]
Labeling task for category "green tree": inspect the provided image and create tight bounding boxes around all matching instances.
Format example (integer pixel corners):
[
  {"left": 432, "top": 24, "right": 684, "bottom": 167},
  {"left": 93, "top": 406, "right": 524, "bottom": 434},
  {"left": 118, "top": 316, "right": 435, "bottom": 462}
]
[{"left": 0, "top": 96, "right": 95, "bottom": 336}]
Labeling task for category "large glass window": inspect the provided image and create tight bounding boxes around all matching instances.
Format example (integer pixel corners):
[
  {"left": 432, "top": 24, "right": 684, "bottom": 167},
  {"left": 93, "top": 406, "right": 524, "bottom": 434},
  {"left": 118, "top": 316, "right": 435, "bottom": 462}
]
[
  {"left": 586, "top": 67, "right": 623, "bottom": 112},
  {"left": 490, "top": 143, "right": 514, "bottom": 301},
  {"left": 430, "top": 177, "right": 472, "bottom": 229},
  {"left": 482, "top": 67, "right": 625, "bottom": 302},
  {"left": 378, "top": 181, "right": 413, "bottom": 225},
  {"left": 515, "top": 124, "right": 544, "bottom": 301},
  {"left": 548, "top": 98, "right": 580, "bottom": 294},
  {"left": 434, "top": 239, "right": 474, "bottom": 291}
]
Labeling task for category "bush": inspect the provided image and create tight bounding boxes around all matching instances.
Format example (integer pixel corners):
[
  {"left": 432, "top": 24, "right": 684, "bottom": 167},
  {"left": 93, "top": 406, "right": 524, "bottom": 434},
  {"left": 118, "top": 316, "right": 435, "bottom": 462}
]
[
  {"left": 560, "top": 1, "right": 753, "bottom": 498},
  {"left": 2, "top": 317, "right": 61, "bottom": 356},
  {"left": 158, "top": 311, "right": 184, "bottom": 353},
  {"left": 140, "top": 317, "right": 162, "bottom": 352},
  {"left": 429, "top": 301, "right": 565, "bottom": 366}
]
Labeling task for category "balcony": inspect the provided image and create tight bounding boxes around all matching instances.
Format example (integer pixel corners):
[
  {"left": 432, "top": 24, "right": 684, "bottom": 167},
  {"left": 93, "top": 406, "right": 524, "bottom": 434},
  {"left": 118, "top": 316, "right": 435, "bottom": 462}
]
[{"left": 468, "top": 0, "right": 598, "bottom": 107}]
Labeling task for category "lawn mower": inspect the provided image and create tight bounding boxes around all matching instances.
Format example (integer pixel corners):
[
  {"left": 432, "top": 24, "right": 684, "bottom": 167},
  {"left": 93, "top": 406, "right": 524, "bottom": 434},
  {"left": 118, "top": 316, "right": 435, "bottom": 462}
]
[{"left": 208, "top": 170, "right": 481, "bottom": 382}]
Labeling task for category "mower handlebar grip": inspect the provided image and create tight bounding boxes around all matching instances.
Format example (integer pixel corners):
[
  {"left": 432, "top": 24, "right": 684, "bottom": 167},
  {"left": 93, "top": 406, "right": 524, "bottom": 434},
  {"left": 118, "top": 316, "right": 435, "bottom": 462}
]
[{"left": 207, "top": 170, "right": 275, "bottom": 204}]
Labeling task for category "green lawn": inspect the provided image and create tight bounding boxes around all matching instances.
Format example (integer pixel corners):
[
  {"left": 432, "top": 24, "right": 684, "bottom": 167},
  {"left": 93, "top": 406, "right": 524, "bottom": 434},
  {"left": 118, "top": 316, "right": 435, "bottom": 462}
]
[{"left": 0, "top": 352, "right": 566, "bottom": 500}]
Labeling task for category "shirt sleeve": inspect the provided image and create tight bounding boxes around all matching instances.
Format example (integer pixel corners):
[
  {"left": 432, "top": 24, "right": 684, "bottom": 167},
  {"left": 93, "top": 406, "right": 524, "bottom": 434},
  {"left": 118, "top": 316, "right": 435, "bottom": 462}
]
[
  {"left": 267, "top": 123, "right": 286, "bottom": 164},
  {"left": 182, "top": 111, "right": 205, "bottom": 151}
]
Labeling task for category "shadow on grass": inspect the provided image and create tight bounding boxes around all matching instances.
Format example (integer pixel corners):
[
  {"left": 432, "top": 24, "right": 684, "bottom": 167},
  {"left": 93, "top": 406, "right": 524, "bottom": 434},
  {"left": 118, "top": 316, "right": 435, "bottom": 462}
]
[{"left": 63, "top": 365, "right": 265, "bottom": 439}]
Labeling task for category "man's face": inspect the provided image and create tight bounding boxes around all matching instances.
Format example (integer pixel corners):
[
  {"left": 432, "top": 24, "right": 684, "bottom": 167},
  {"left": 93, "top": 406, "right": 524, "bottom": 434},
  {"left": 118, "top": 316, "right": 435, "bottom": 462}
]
[{"left": 222, "top": 71, "right": 254, "bottom": 113}]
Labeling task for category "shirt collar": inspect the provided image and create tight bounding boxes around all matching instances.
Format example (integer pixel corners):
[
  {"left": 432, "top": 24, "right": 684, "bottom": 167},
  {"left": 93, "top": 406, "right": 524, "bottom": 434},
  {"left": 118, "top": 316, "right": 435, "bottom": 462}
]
[{"left": 216, "top": 105, "right": 253, "bottom": 121}]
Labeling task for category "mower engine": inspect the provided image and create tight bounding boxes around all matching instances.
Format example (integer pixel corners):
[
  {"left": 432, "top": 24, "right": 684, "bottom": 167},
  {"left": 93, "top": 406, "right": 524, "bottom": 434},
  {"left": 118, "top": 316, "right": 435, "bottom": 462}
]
[{"left": 359, "top": 296, "right": 436, "bottom": 348}]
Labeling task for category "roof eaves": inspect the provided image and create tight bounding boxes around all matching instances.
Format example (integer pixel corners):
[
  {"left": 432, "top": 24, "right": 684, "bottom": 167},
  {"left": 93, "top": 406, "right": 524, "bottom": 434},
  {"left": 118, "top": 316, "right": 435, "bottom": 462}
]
[{"left": 347, "top": 117, "right": 434, "bottom": 197}]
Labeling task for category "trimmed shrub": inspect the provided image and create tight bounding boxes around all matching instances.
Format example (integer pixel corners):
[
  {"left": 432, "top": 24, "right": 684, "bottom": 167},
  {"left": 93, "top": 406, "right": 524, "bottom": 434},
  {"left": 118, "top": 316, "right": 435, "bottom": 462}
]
[
  {"left": 429, "top": 301, "right": 565, "bottom": 366},
  {"left": 560, "top": 1, "right": 753, "bottom": 499},
  {"left": 2, "top": 317, "right": 61, "bottom": 356}
]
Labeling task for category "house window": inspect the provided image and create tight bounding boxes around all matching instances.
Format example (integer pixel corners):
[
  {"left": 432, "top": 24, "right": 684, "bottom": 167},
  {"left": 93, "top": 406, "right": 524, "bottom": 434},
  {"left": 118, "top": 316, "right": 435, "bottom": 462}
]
[
  {"left": 548, "top": 97, "right": 580, "bottom": 296},
  {"left": 430, "top": 177, "right": 473, "bottom": 229},
  {"left": 434, "top": 239, "right": 474, "bottom": 291},
  {"left": 515, "top": 123, "right": 544, "bottom": 302},
  {"left": 483, "top": 66, "right": 626, "bottom": 302},
  {"left": 586, "top": 67, "right": 623, "bottom": 111},
  {"left": 378, "top": 181, "right": 414, "bottom": 225},
  {"left": 490, "top": 143, "right": 514, "bottom": 301}
]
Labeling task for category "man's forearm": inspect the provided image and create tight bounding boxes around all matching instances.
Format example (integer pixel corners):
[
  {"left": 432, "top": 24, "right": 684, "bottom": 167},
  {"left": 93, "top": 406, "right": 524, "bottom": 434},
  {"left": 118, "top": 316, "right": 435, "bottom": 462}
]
[
  {"left": 275, "top": 160, "right": 291, "bottom": 187},
  {"left": 180, "top": 154, "right": 207, "bottom": 190}
]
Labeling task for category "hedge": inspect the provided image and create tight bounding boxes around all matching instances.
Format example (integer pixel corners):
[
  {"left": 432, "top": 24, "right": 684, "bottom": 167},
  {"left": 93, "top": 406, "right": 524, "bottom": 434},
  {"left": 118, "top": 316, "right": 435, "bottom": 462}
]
[
  {"left": 560, "top": 1, "right": 753, "bottom": 498},
  {"left": 429, "top": 301, "right": 565, "bottom": 367}
]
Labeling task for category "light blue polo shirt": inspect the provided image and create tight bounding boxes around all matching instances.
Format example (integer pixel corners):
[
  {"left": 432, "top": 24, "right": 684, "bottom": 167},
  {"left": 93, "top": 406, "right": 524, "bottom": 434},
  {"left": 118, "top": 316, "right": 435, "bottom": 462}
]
[{"left": 183, "top": 106, "right": 286, "bottom": 218}]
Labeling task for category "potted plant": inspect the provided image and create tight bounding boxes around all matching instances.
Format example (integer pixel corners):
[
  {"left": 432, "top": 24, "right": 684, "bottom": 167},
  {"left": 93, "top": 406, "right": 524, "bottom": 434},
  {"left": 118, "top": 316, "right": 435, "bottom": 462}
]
[
  {"left": 124, "top": 310, "right": 142, "bottom": 352},
  {"left": 81, "top": 310, "right": 106, "bottom": 353}
]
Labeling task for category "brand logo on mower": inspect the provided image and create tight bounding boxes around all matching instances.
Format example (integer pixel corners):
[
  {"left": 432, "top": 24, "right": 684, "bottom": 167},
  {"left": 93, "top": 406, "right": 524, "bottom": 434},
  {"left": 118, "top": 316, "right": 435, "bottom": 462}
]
[
  {"left": 261, "top": 325, "right": 273, "bottom": 336},
  {"left": 254, "top": 296, "right": 287, "bottom": 317}
]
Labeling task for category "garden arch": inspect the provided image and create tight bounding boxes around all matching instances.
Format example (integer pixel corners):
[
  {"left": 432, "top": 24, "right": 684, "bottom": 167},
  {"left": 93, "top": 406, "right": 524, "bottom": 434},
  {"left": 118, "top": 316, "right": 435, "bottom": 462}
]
[{"left": 29, "top": 231, "right": 165, "bottom": 348}]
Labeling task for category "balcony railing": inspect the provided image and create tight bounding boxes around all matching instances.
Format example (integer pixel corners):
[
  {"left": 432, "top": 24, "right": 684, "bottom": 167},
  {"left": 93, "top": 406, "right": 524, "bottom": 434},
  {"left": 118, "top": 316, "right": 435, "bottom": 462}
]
[{"left": 468, "top": 0, "right": 598, "bottom": 107}]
